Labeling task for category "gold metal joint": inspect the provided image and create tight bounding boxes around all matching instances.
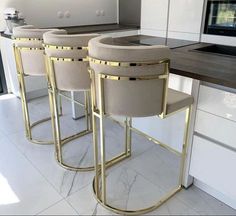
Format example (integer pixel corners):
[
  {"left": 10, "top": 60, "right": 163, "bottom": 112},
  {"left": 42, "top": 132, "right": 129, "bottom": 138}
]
[
  {"left": 14, "top": 37, "right": 43, "bottom": 42},
  {"left": 43, "top": 43, "right": 88, "bottom": 50},
  {"left": 99, "top": 73, "right": 168, "bottom": 81},
  {"left": 89, "top": 57, "right": 170, "bottom": 67},
  {"left": 50, "top": 57, "right": 89, "bottom": 62}
]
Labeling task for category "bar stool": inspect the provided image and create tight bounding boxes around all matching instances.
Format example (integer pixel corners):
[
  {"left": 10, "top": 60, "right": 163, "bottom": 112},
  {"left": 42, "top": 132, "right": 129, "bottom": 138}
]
[
  {"left": 43, "top": 30, "right": 98, "bottom": 171},
  {"left": 88, "top": 36, "right": 194, "bottom": 215},
  {"left": 13, "top": 25, "right": 57, "bottom": 144}
]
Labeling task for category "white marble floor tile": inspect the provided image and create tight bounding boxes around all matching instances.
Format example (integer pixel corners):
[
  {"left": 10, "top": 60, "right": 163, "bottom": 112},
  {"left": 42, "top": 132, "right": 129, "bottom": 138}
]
[
  {"left": 67, "top": 162, "right": 168, "bottom": 214},
  {"left": 126, "top": 145, "right": 181, "bottom": 192},
  {"left": 147, "top": 196, "right": 200, "bottom": 215},
  {"left": 7, "top": 131, "right": 94, "bottom": 198},
  {"left": 66, "top": 184, "right": 116, "bottom": 216},
  {"left": 176, "top": 186, "right": 236, "bottom": 215},
  {"left": 105, "top": 164, "right": 166, "bottom": 211},
  {"left": 38, "top": 200, "right": 78, "bottom": 215},
  {"left": 0, "top": 137, "right": 62, "bottom": 215}
]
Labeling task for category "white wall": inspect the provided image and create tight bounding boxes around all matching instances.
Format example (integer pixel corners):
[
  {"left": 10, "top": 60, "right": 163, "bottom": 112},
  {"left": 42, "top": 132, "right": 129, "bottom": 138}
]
[{"left": 0, "top": 0, "right": 117, "bottom": 31}]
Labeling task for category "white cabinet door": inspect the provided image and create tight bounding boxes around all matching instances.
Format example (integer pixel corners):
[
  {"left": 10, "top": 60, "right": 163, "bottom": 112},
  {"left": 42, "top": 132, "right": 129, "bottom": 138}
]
[
  {"left": 195, "top": 110, "right": 236, "bottom": 150},
  {"left": 198, "top": 85, "right": 236, "bottom": 122},
  {"left": 141, "top": 0, "right": 169, "bottom": 37},
  {"left": 190, "top": 135, "right": 236, "bottom": 209},
  {"left": 168, "top": 0, "right": 204, "bottom": 41}
]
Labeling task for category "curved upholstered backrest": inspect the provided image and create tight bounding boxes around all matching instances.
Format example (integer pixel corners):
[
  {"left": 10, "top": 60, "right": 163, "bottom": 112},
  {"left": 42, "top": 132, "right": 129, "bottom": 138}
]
[
  {"left": 88, "top": 36, "right": 171, "bottom": 117},
  {"left": 43, "top": 30, "right": 99, "bottom": 91},
  {"left": 13, "top": 25, "right": 56, "bottom": 76}
]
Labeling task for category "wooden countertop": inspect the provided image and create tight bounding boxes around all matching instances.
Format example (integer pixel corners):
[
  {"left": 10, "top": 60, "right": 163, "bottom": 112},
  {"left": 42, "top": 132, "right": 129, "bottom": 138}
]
[
  {"left": 171, "top": 43, "right": 236, "bottom": 89},
  {"left": 0, "top": 23, "right": 139, "bottom": 39}
]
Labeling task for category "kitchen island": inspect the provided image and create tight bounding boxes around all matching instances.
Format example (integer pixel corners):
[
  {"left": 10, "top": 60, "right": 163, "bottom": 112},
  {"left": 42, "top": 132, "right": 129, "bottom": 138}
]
[{"left": 109, "top": 34, "right": 236, "bottom": 209}]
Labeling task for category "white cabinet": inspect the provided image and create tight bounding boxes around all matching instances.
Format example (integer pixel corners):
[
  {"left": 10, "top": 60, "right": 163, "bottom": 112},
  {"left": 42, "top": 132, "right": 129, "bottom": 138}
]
[
  {"left": 190, "top": 84, "right": 236, "bottom": 209},
  {"left": 190, "top": 135, "right": 236, "bottom": 209},
  {"left": 140, "top": 0, "right": 169, "bottom": 37},
  {"left": 195, "top": 110, "right": 236, "bottom": 150},
  {"left": 198, "top": 85, "right": 236, "bottom": 122},
  {"left": 140, "top": 0, "right": 204, "bottom": 41},
  {"left": 168, "top": 0, "right": 204, "bottom": 41}
]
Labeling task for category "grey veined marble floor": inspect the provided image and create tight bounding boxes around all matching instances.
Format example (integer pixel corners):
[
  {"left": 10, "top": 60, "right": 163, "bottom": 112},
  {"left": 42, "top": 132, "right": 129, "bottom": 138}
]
[{"left": 0, "top": 94, "right": 235, "bottom": 215}]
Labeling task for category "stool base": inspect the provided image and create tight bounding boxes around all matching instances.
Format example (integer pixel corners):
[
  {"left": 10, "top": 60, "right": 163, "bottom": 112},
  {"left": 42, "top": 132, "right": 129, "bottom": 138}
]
[
  {"left": 55, "top": 129, "right": 131, "bottom": 172},
  {"left": 27, "top": 116, "right": 54, "bottom": 145},
  {"left": 92, "top": 176, "right": 182, "bottom": 215}
]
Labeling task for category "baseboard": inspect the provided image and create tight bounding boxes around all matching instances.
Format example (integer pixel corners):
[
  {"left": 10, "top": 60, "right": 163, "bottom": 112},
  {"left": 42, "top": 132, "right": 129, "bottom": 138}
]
[
  {"left": 194, "top": 179, "right": 236, "bottom": 210},
  {"left": 26, "top": 88, "right": 48, "bottom": 100}
]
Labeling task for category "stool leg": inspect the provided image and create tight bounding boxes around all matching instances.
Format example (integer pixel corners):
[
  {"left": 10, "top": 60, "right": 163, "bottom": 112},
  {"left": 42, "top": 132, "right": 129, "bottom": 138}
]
[
  {"left": 88, "top": 91, "right": 93, "bottom": 131},
  {"left": 100, "top": 113, "right": 107, "bottom": 204},
  {"left": 48, "top": 88, "right": 56, "bottom": 144},
  {"left": 125, "top": 117, "right": 132, "bottom": 157},
  {"left": 92, "top": 108, "right": 99, "bottom": 197},
  {"left": 51, "top": 88, "right": 63, "bottom": 163},
  {"left": 58, "top": 94, "right": 63, "bottom": 116},
  {"left": 18, "top": 72, "right": 31, "bottom": 140},
  {"left": 84, "top": 91, "right": 90, "bottom": 131},
  {"left": 179, "top": 106, "right": 192, "bottom": 185}
]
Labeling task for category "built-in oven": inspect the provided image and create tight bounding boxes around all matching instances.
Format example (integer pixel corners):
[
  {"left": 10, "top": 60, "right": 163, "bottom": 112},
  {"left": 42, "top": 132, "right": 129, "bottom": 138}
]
[{"left": 204, "top": 0, "right": 236, "bottom": 36}]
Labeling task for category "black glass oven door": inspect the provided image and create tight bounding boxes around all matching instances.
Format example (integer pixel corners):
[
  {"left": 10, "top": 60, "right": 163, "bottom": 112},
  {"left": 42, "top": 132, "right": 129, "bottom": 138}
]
[{"left": 204, "top": 0, "right": 236, "bottom": 36}]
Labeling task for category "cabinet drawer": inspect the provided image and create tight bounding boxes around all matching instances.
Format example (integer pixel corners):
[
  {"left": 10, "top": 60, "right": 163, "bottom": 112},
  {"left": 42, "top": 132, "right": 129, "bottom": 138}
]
[
  {"left": 190, "top": 135, "right": 236, "bottom": 204},
  {"left": 198, "top": 85, "right": 236, "bottom": 122},
  {"left": 195, "top": 110, "right": 236, "bottom": 150}
]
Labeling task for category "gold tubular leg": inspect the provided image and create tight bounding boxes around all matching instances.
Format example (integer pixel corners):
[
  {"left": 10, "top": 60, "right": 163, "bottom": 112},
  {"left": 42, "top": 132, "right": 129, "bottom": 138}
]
[
  {"left": 84, "top": 91, "right": 90, "bottom": 131},
  {"left": 92, "top": 108, "right": 99, "bottom": 196},
  {"left": 92, "top": 107, "right": 192, "bottom": 215},
  {"left": 125, "top": 117, "right": 132, "bottom": 157},
  {"left": 58, "top": 93, "right": 63, "bottom": 116},
  {"left": 48, "top": 87, "right": 57, "bottom": 146},
  {"left": 18, "top": 72, "right": 31, "bottom": 140},
  {"left": 179, "top": 106, "right": 192, "bottom": 186},
  {"left": 51, "top": 88, "right": 63, "bottom": 162},
  {"left": 100, "top": 113, "right": 107, "bottom": 204},
  {"left": 88, "top": 91, "right": 93, "bottom": 131}
]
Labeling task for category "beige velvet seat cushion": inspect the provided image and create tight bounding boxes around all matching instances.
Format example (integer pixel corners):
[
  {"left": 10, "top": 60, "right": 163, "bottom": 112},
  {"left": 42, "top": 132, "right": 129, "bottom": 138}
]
[
  {"left": 167, "top": 89, "right": 194, "bottom": 115},
  {"left": 43, "top": 30, "right": 99, "bottom": 91},
  {"left": 89, "top": 36, "right": 171, "bottom": 117},
  {"left": 13, "top": 25, "right": 56, "bottom": 76}
]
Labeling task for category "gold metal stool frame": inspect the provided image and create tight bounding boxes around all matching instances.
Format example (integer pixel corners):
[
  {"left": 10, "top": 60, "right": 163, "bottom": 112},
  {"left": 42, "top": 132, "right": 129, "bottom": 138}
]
[
  {"left": 13, "top": 38, "right": 61, "bottom": 145},
  {"left": 89, "top": 57, "right": 192, "bottom": 215},
  {"left": 45, "top": 46, "right": 132, "bottom": 171}
]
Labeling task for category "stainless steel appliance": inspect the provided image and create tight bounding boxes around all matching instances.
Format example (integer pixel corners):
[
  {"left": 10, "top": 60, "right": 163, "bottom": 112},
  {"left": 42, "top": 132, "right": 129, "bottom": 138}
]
[
  {"left": 4, "top": 8, "right": 26, "bottom": 34},
  {"left": 204, "top": 0, "right": 236, "bottom": 36}
]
